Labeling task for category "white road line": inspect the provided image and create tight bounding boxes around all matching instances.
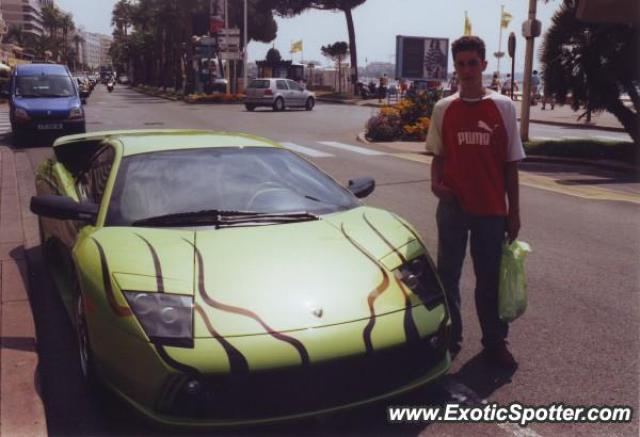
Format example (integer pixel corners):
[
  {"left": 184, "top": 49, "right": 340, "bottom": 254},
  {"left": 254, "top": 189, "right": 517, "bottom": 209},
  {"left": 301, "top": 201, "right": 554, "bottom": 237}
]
[
  {"left": 498, "top": 423, "right": 544, "bottom": 437},
  {"left": 280, "top": 142, "right": 334, "bottom": 158},
  {"left": 592, "top": 135, "right": 628, "bottom": 142},
  {"left": 318, "top": 141, "right": 386, "bottom": 156}
]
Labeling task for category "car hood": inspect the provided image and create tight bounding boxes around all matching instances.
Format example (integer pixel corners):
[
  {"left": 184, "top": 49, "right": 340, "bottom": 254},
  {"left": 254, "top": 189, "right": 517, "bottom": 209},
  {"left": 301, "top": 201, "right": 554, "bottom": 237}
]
[
  {"left": 90, "top": 206, "right": 427, "bottom": 338},
  {"left": 15, "top": 96, "right": 80, "bottom": 113}
]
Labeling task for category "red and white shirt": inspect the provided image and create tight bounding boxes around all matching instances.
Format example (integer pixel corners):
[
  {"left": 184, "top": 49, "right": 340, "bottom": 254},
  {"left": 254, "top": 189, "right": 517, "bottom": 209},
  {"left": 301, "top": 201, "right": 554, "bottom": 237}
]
[{"left": 426, "top": 90, "right": 525, "bottom": 216}]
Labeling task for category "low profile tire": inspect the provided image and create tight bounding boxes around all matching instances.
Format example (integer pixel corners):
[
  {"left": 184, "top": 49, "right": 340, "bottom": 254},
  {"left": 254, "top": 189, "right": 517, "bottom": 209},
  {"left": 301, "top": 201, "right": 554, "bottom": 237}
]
[
  {"left": 245, "top": 104, "right": 255, "bottom": 111},
  {"left": 305, "top": 97, "right": 315, "bottom": 111},
  {"left": 273, "top": 97, "right": 285, "bottom": 112},
  {"left": 76, "top": 293, "right": 98, "bottom": 387}
]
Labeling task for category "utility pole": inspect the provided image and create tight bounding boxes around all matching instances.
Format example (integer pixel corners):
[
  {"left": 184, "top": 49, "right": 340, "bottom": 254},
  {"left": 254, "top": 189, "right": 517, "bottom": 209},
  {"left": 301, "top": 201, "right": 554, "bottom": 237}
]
[
  {"left": 520, "top": 0, "right": 541, "bottom": 142},
  {"left": 495, "top": 4, "right": 505, "bottom": 75},
  {"left": 224, "top": 0, "right": 230, "bottom": 94},
  {"left": 243, "top": 0, "right": 247, "bottom": 94}
]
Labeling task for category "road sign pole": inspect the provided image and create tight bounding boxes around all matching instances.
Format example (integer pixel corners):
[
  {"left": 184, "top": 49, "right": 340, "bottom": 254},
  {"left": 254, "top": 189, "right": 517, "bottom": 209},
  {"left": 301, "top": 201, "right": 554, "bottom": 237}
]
[{"left": 243, "top": 0, "right": 248, "bottom": 94}]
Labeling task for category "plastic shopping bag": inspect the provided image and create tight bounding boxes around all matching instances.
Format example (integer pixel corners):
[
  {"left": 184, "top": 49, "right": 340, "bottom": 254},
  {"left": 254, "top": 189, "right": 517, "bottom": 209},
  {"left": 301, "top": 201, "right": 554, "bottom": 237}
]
[{"left": 498, "top": 240, "right": 532, "bottom": 322}]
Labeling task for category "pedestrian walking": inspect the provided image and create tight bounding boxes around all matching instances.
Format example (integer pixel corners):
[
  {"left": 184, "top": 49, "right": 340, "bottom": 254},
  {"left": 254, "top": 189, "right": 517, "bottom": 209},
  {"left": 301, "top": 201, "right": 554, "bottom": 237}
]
[
  {"left": 489, "top": 72, "right": 500, "bottom": 91},
  {"left": 425, "top": 35, "right": 525, "bottom": 369},
  {"left": 530, "top": 70, "right": 541, "bottom": 105},
  {"left": 541, "top": 79, "right": 555, "bottom": 110},
  {"left": 378, "top": 73, "right": 388, "bottom": 102},
  {"left": 448, "top": 72, "right": 459, "bottom": 95}
]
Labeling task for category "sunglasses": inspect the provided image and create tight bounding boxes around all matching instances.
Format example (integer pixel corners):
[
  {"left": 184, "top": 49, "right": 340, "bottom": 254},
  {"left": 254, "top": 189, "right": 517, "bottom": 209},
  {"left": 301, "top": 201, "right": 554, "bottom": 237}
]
[{"left": 454, "top": 59, "right": 481, "bottom": 68}]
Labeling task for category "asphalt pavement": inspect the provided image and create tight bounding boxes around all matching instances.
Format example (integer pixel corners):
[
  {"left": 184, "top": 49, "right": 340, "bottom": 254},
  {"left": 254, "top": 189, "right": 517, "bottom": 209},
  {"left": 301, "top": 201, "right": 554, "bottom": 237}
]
[{"left": 1, "top": 85, "right": 638, "bottom": 436}]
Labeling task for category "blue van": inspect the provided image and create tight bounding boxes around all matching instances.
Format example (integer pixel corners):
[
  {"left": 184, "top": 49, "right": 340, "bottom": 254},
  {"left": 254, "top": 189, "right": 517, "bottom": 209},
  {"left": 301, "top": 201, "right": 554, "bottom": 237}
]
[{"left": 3, "top": 64, "right": 86, "bottom": 142}]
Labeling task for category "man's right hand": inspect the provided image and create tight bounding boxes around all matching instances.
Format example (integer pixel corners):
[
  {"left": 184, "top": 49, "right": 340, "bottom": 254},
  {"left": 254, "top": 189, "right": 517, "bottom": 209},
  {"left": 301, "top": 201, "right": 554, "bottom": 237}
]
[{"left": 431, "top": 182, "right": 457, "bottom": 201}]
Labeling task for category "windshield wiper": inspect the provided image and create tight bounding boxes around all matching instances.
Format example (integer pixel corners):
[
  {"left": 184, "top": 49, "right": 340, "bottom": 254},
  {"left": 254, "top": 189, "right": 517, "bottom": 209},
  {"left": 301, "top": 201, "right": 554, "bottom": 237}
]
[{"left": 132, "top": 209, "right": 319, "bottom": 227}]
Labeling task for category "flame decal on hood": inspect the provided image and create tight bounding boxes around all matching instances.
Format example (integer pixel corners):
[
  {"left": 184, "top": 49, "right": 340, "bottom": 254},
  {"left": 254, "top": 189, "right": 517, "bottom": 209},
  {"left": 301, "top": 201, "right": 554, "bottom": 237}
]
[
  {"left": 92, "top": 238, "right": 132, "bottom": 317},
  {"left": 362, "top": 213, "right": 419, "bottom": 344},
  {"left": 340, "top": 224, "right": 390, "bottom": 354},
  {"left": 195, "top": 305, "right": 249, "bottom": 374},
  {"left": 154, "top": 343, "right": 200, "bottom": 377},
  {"left": 135, "top": 234, "right": 165, "bottom": 293},
  {"left": 185, "top": 240, "right": 310, "bottom": 367}
]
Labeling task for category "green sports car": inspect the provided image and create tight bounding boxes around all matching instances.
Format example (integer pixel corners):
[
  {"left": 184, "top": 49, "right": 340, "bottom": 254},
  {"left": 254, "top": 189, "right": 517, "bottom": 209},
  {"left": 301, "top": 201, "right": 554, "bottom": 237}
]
[{"left": 31, "top": 130, "right": 451, "bottom": 427}]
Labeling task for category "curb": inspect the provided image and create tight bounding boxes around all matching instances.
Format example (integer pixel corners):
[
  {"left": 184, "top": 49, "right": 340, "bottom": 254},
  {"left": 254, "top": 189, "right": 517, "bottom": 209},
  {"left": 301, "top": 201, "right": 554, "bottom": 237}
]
[
  {"left": 356, "top": 132, "right": 637, "bottom": 174},
  {"left": 317, "top": 97, "right": 625, "bottom": 133}
]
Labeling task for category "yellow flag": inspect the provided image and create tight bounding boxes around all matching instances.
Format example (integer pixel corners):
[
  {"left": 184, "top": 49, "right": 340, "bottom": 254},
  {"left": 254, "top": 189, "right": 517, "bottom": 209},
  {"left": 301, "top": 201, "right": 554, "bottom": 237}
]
[
  {"left": 464, "top": 12, "right": 472, "bottom": 36},
  {"left": 290, "top": 40, "right": 303, "bottom": 53},
  {"left": 501, "top": 10, "right": 513, "bottom": 28}
]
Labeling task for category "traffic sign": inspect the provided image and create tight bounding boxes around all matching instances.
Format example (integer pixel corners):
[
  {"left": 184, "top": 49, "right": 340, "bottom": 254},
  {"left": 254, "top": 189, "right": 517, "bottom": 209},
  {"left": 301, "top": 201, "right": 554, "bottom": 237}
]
[
  {"left": 217, "top": 27, "right": 240, "bottom": 36},
  {"left": 216, "top": 35, "right": 240, "bottom": 47},
  {"left": 220, "top": 52, "right": 242, "bottom": 60}
]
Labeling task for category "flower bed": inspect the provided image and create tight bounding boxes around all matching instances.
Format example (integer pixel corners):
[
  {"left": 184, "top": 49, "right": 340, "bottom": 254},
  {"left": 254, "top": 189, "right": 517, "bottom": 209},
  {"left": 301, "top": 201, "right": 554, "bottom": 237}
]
[
  {"left": 184, "top": 93, "right": 244, "bottom": 104},
  {"left": 365, "top": 89, "right": 441, "bottom": 142}
]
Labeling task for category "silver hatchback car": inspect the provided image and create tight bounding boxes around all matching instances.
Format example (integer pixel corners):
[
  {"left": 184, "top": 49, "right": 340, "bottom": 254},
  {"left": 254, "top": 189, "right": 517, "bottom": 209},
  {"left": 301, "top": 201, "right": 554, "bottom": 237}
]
[{"left": 244, "top": 78, "right": 316, "bottom": 111}]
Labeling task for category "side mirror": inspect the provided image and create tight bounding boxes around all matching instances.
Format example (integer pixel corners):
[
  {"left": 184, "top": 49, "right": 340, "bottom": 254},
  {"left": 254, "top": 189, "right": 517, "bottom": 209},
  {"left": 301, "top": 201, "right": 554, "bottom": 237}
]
[
  {"left": 348, "top": 177, "right": 375, "bottom": 198},
  {"left": 30, "top": 195, "right": 98, "bottom": 222}
]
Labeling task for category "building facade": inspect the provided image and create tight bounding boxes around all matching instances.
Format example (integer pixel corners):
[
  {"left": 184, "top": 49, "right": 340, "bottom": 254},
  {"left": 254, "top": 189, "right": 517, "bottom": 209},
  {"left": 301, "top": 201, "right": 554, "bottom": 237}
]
[
  {"left": 99, "top": 34, "right": 111, "bottom": 66},
  {"left": 79, "top": 30, "right": 101, "bottom": 69},
  {"left": 0, "top": 0, "right": 50, "bottom": 38}
]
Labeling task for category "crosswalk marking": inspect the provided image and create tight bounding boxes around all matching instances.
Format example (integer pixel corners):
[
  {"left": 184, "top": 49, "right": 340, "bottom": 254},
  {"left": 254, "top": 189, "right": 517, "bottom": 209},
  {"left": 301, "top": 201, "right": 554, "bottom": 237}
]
[
  {"left": 280, "top": 142, "right": 334, "bottom": 158},
  {"left": 0, "top": 107, "right": 11, "bottom": 135},
  {"left": 318, "top": 141, "right": 387, "bottom": 156}
]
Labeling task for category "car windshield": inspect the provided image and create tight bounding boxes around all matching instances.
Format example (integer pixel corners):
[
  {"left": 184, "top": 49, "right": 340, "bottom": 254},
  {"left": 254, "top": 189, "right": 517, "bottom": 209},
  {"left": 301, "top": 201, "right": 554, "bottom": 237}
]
[
  {"left": 16, "top": 75, "right": 75, "bottom": 97},
  {"left": 106, "top": 147, "right": 359, "bottom": 226}
]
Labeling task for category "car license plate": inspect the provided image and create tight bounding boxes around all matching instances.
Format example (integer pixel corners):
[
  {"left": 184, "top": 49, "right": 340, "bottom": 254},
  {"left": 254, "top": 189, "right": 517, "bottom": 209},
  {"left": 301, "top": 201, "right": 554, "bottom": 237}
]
[{"left": 37, "top": 123, "right": 63, "bottom": 130}]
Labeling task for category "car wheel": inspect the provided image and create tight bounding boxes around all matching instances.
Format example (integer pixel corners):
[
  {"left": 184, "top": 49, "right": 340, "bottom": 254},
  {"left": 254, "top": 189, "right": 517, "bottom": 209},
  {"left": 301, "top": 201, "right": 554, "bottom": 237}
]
[
  {"left": 245, "top": 104, "right": 255, "bottom": 111},
  {"left": 305, "top": 97, "right": 315, "bottom": 111},
  {"left": 76, "top": 293, "right": 97, "bottom": 386},
  {"left": 12, "top": 129, "right": 25, "bottom": 146},
  {"left": 273, "top": 97, "right": 285, "bottom": 112}
]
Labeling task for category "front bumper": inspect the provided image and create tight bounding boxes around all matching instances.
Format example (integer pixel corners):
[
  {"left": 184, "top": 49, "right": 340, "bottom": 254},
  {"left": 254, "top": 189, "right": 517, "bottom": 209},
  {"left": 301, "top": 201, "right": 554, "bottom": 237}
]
[
  {"left": 13, "top": 119, "right": 86, "bottom": 135},
  {"left": 94, "top": 305, "right": 450, "bottom": 428}
]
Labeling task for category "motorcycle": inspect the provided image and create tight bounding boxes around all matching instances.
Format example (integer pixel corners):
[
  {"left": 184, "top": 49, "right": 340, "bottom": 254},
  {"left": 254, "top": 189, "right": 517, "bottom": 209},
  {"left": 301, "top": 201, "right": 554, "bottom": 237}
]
[{"left": 107, "top": 81, "right": 114, "bottom": 93}]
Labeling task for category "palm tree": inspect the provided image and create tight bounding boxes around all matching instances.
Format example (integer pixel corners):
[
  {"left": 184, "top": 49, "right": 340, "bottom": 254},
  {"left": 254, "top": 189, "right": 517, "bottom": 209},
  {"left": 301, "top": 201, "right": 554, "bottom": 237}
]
[
  {"left": 274, "top": 0, "right": 367, "bottom": 94},
  {"left": 321, "top": 41, "right": 349, "bottom": 94},
  {"left": 540, "top": 0, "right": 639, "bottom": 144},
  {"left": 60, "top": 13, "right": 75, "bottom": 63}
]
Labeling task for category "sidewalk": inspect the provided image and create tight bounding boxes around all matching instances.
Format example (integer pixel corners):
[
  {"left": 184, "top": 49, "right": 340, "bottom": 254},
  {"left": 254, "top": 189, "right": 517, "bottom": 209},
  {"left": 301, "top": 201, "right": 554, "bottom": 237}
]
[
  {"left": 316, "top": 93, "right": 626, "bottom": 133},
  {"left": 0, "top": 145, "right": 47, "bottom": 436}
]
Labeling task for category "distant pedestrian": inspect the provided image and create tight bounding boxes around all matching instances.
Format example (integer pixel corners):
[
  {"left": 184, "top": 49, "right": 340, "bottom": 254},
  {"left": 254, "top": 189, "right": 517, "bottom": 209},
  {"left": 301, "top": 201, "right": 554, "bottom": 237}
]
[
  {"left": 378, "top": 73, "right": 388, "bottom": 102},
  {"left": 425, "top": 35, "right": 525, "bottom": 369},
  {"left": 541, "top": 80, "right": 555, "bottom": 110},
  {"left": 489, "top": 72, "right": 500, "bottom": 91},
  {"left": 530, "top": 70, "right": 541, "bottom": 105},
  {"left": 448, "top": 72, "right": 459, "bottom": 95}
]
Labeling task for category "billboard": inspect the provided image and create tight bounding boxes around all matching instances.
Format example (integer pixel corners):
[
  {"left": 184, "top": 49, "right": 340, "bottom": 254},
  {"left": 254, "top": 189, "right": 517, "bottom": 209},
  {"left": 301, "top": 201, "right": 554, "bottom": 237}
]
[{"left": 395, "top": 36, "right": 449, "bottom": 81}]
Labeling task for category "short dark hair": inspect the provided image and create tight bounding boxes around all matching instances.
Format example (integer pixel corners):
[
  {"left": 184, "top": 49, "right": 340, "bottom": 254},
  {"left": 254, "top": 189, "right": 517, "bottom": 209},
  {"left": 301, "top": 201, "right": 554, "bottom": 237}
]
[{"left": 452, "top": 36, "right": 486, "bottom": 61}]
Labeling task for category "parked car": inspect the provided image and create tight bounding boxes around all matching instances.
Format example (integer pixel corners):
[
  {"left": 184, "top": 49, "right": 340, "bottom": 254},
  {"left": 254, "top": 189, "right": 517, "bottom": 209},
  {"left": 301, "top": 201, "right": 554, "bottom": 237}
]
[
  {"left": 1, "top": 64, "right": 85, "bottom": 143},
  {"left": 117, "top": 74, "right": 130, "bottom": 85},
  {"left": 245, "top": 78, "right": 315, "bottom": 111},
  {"left": 30, "top": 129, "right": 451, "bottom": 428},
  {"left": 74, "top": 76, "right": 91, "bottom": 103}
]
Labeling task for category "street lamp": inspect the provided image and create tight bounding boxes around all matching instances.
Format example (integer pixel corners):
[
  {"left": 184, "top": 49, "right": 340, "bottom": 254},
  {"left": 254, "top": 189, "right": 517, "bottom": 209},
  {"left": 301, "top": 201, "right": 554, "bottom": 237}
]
[{"left": 243, "top": 0, "right": 247, "bottom": 94}]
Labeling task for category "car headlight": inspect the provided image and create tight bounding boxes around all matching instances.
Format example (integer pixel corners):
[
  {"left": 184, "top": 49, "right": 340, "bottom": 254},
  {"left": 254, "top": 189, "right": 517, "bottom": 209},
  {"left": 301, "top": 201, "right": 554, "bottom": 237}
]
[
  {"left": 68, "top": 106, "right": 84, "bottom": 120},
  {"left": 14, "top": 108, "right": 30, "bottom": 122},
  {"left": 123, "top": 292, "right": 193, "bottom": 347},
  {"left": 394, "top": 255, "right": 445, "bottom": 309}
]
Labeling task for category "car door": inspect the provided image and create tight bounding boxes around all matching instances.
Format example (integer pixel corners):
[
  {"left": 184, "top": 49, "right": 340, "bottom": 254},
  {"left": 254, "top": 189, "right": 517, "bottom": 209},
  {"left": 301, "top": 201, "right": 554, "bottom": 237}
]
[
  {"left": 275, "top": 79, "right": 291, "bottom": 106},
  {"left": 287, "top": 80, "right": 305, "bottom": 106},
  {"left": 40, "top": 144, "right": 116, "bottom": 312}
]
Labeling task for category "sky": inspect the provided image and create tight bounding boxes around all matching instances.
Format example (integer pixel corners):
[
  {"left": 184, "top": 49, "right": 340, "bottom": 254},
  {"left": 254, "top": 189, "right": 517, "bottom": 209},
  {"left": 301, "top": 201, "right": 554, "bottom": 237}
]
[{"left": 55, "top": 0, "right": 560, "bottom": 74}]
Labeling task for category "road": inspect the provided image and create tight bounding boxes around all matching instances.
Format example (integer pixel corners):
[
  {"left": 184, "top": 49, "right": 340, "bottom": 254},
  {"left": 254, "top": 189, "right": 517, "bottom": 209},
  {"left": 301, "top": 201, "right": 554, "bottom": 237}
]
[{"left": 8, "top": 85, "right": 639, "bottom": 436}]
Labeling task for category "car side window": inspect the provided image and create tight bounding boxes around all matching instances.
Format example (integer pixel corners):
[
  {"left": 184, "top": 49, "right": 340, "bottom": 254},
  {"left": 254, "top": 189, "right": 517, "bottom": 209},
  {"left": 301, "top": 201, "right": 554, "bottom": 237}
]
[
  {"left": 276, "top": 80, "right": 289, "bottom": 90},
  {"left": 76, "top": 146, "right": 115, "bottom": 204},
  {"left": 287, "top": 80, "right": 302, "bottom": 91}
]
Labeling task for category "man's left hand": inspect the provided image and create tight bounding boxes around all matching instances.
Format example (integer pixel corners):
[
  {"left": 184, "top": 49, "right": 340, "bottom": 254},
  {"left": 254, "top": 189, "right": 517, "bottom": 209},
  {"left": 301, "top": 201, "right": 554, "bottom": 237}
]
[{"left": 506, "top": 210, "right": 520, "bottom": 244}]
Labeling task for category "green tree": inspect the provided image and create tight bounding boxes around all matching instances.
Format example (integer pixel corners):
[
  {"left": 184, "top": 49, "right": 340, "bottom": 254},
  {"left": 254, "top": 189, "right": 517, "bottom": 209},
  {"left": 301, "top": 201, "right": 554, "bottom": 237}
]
[
  {"left": 274, "top": 0, "right": 366, "bottom": 94},
  {"left": 321, "top": 41, "right": 348, "bottom": 94},
  {"left": 540, "top": 0, "right": 639, "bottom": 144}
]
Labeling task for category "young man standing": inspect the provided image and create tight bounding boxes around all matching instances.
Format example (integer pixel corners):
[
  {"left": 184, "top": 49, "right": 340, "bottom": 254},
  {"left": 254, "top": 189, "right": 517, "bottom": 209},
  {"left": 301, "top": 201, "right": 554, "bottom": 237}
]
[{"left": 425, "top": 36, "right": 525, "bottom": 369}]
